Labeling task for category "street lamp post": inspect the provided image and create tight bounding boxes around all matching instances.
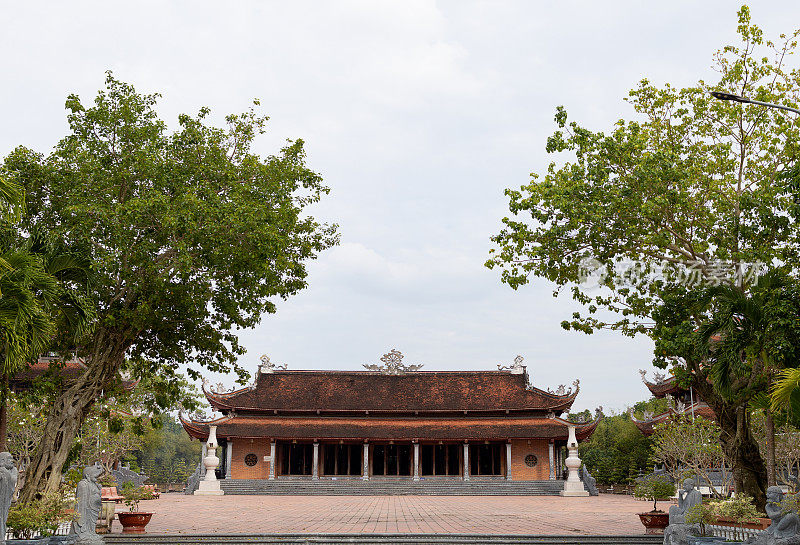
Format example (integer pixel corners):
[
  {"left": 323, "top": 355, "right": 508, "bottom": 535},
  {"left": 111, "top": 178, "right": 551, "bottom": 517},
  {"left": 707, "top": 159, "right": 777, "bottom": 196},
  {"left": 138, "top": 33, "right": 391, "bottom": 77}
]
[{"left": 710, "top": 91, "right": 800, "bottom": 115}]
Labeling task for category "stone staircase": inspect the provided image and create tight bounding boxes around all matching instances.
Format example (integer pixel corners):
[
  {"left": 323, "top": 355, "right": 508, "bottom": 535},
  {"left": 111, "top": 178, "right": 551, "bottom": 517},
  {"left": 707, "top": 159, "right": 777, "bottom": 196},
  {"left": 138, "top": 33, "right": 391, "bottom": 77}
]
[
  {"left": 218, "top": 479, "right": 572, "bottom": 496},
  {"left": 105, "top": 534, "right": 663, "bottom": 545}
]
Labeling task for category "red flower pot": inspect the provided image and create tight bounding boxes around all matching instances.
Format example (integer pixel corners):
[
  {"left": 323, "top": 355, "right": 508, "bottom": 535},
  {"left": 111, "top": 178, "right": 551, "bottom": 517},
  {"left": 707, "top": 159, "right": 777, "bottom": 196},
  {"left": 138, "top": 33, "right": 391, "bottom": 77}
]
[
  {"left": 638, "top": 511, "right": 670, "bottom": 534},
  {"left": 117, "top": 512, "right": 153, "bottom": 534}
]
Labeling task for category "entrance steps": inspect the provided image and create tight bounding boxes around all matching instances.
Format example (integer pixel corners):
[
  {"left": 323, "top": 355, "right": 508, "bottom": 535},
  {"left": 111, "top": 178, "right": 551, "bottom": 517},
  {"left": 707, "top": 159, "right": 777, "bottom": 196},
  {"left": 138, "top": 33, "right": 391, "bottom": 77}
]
[
  {"left": 105, "top": 534, "right": 662, "bottom": 545},
  {"left": 218, "top": 479, "right": 574, "bottom": 495}
]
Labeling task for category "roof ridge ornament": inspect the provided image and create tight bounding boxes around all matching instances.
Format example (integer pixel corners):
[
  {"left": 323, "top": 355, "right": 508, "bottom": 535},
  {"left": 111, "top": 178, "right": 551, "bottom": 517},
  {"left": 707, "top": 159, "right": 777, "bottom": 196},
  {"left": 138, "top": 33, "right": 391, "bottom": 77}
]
[
  {"left": 259, "top": 354, "right": 287, "bottom": 374},
  {"left": 363, "top": 349, "right": 423, "bottom": 374},
  {"left": 497, "top": 355, "right": 525, "bottom": 374}
]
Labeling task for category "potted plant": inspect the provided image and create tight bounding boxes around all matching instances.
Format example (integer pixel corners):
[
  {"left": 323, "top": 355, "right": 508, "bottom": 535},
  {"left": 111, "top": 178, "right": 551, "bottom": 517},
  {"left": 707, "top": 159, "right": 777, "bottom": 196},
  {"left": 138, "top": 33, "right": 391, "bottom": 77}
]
[
  {"left": 685, "top": 501, "right": 724, "bottom": 544},
  {"left": 96, "top": 473, "right": 118, "bottom": 534},
  {"left": 634, "top": 474, "right": 676, "bottom": 534},
  {"left": 117, "top": 482, "right": 154, "bottom": 534}
]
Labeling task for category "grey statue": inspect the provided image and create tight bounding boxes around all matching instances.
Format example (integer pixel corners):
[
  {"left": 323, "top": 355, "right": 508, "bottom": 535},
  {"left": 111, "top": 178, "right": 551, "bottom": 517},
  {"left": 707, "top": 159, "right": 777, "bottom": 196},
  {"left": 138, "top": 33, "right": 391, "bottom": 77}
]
[
  {"left": 185, "top": 462, "right": 202, "bottom": 495},
  {"left": 0, "top": 452, "right": 18, "bottom": 544},
  {"left": 111, "top": 464, "right": 148, "bottom": 488},
  {"left": 746, "top": 486, "right": 800, "bottom": 545},
  {"left": 579, "top": 464, "right": 599, "bottom": 496},
  {"left": 69, "top": 463, "right": 104, "bottom": 544},
  {"left": 663, "top": 478, "right": 702, "bottom": 545}
]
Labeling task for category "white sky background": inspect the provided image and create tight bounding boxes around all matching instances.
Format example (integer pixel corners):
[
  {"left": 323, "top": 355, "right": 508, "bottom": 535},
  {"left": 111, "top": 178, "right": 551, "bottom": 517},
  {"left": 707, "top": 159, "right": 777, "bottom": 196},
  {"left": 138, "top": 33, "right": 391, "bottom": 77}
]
[{"left": 2, "top": 1, "right": 798, "bottom": 414}]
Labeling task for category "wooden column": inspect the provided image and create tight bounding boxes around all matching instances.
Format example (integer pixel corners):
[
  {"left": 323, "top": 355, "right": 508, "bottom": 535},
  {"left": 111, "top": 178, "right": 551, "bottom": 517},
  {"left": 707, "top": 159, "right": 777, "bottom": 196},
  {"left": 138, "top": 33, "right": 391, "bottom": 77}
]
[
  {"left": 362, "top": 442, "right": 369, "bottom": 481},
  {"left": 225, "top": 440, "right": 233, "bottom": 479},
  {"left": 312, "top": 441, "right": 319, "bottom": 480},
  {"left": 548, "top": 440, "right": 555, "bottom": 480},
  {"left": 268, "top": 441, "right": 276, "bottom": 480},
  {"left": 505, "top": 442, "right": 512, "bottom": 481},
  {"left": 413, "top": 442, "right": 420, "bottom": 481},
  {"left": 463, "top": 442, "right": 470, "bottom": 481}
]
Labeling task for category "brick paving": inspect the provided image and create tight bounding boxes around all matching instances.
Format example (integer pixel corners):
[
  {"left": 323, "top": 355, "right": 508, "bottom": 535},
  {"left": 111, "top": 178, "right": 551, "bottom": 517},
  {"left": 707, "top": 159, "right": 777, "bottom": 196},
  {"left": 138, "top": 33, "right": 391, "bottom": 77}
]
[{"left": 119, "top": 493, "right": 651, "bottom": 535}]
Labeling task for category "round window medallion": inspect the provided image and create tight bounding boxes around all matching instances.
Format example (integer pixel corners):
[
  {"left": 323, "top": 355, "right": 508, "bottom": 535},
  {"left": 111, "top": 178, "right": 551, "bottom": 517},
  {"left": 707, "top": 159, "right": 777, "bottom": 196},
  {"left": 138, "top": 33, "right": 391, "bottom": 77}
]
[
  {"left": 524, "top": 454, "right": 538, "bottom": 467},
  {"left": 244, "top": 453, "right": 258, "bottom": 467}
]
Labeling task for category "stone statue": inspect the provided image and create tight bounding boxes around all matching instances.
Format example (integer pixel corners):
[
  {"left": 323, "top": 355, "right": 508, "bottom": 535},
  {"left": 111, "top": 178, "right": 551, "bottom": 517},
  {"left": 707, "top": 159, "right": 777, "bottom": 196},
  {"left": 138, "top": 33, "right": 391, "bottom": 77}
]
[
  {"left": 746, "top": 486, "right": 800, "bottom": 545},
  {"left": 579, "top": 464, "right": 599, "bottom": 496},
  {"left": 69, "top": 463, "right": 104, "bottom": 544},
  {"left": 185, "top": 461, "right": 202, "bottom": 495},
  {"left": 663, "top": 478, "right": 702, "bottom": 545},
  {"left": 111, "top": 464, "right": 148, "bottom": 488},
  {"left": 0, "top": 452, "right": 18, "bottom": 544}
]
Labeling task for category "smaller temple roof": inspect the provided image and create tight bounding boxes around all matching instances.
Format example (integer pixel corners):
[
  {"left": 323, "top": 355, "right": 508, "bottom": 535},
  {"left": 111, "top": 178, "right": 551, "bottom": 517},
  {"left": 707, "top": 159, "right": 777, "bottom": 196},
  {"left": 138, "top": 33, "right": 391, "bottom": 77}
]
[
  {"left": 629, "top": 402, "right": 716, "bottom": 436},
  {"left": 12, "top": 356, "right": 139, "bottom": 392},
  {"left": 179, "top": 413, "right": 601, "bottom": 443}
]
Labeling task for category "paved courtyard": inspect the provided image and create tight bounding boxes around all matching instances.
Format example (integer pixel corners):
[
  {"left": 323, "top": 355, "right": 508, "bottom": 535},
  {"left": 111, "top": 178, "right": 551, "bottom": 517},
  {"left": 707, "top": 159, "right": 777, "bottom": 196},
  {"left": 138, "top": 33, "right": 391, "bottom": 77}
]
[{"left": 120, "top": 493, "right": 651, "bottom": 535}]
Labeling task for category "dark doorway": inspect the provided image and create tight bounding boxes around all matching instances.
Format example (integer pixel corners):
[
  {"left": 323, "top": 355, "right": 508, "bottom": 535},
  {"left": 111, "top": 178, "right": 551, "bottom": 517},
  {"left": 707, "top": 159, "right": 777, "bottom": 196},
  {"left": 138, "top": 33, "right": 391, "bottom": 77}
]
[
  {"left": 420, "top": 444, "right": 460, "bottom": 476},
  {"left": 372, "top": 444, "right": 412, "bottom": 476},
  {"left": 322, "top": 444, "right": 362, "bottom": 476},
  {"left": 469, "top": 443, "right": 503, "bottom": 476},
  {"left": 279, "top": 442, "right": 313, "bottom": 475}
]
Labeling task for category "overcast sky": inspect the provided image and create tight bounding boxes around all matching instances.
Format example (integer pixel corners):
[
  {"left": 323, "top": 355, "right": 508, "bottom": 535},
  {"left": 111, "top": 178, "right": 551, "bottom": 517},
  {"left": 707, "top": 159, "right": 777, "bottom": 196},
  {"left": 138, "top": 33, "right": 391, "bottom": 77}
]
[{"left": 3, "top": 1, "right": 799, "bottom": 414}]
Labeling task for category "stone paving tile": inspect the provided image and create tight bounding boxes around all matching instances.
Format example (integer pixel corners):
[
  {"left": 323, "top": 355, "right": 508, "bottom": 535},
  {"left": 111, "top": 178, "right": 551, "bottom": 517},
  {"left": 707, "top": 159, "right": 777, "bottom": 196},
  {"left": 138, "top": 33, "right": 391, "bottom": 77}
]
[{"left": 116, "top": 493, "right": 651, "bottom": 536}]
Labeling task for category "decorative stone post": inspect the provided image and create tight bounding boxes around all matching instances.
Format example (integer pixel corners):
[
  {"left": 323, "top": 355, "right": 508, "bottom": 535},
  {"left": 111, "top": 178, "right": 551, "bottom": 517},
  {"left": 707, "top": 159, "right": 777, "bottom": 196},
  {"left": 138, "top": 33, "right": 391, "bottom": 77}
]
[
  {"left": 312, "top": 442, "right": 319, "bottom": 480},
  {"left": 505, "top": 442, "right": 512, "bottom": 480},
  {"left": 413, "top": 442, "right": 420, "bottom": 481},
  {"left": 362, "top": 443, "right": 369, "bottom": 481},
  {"left": 268, "top": 441, "right": 276, "bottom": 480},
  {"left": 195, "top": 425, "right": 224, "bottom": 495},
  {"left": 560, "top": 425, "right": 588, "bottom": 497},
  {"left": 548, "top": 441, "right": 555, "bottom": 480},
  {"left": 225, "top": 440, "right": 233, "bottom": 479},
  {"left": 463, "top": 442, "right": 470, "bottom": 481}
]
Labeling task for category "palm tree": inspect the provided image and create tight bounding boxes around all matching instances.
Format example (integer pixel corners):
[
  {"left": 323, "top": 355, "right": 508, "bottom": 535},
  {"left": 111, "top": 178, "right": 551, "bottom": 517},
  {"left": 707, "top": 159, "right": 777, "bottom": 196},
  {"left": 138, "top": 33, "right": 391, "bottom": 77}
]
[
  {"left": 698, "top": 270, "right": 800, "bottom": 487},
  {"left": 771, "top": 368, "right": 800, "bottom": 424}
]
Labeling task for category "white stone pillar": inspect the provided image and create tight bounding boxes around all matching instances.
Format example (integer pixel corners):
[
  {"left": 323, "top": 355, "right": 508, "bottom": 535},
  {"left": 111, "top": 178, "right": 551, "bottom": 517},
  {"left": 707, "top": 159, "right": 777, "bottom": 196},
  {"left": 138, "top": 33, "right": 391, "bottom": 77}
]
[
  {"left": 560, "top": 425, "right": 589, "bottom": 497},
  {"left": 225, "top": 440, "right": 233, "bottom": 479},
  {"left": 548, "top": 441, "right": 555, "bottom": 480},
  {"left": 463, "top": 442, "right": 470, "bottom": 481},
  {"left": 195, "top": 425, "right": 224, "bottom": 495},
  {"left": 312, "top": 442, "right": 319, "bottom": 480},
  {"left": 413, "top": 442, "right": 420, "bottom": 481},
  {"left": 362, "top": 443, "right": 369, "bottom": 481},
  {"left": 268, "top": 441, "right": 276, "bottom": 480},
  {"left": 505, "top": 442, "right": 512, "bottom": 481}
]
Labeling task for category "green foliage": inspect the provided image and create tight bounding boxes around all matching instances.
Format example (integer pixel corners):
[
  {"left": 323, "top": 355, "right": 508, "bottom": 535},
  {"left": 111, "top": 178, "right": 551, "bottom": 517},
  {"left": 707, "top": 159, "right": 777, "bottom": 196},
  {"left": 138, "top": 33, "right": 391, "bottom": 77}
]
[
  {"left": 717, "top": 494, "right": 762, "bottom": 541},
  {"left": 686, "top": 501, "right": 722, "bottom": 537},
  {"left": 634, "top": 473, "right": 676, "bottom": 512},
  {"left": 7, "top": 487, "right": 71, "bottom": 538},
  {"left": 134, "top": 415, "right": 201, "bottom": 488},
  {"left": 98, "top": 473, "right": 117, "bottom": 487},
  {"left": 119, "top": 481, "right": 154, "bottom": 512},
  {"left": 651, "top": 416, "right": 730, "bottom": 497},
  {"left": 578, "top": 407, "right": 654, "bottom": 484}
]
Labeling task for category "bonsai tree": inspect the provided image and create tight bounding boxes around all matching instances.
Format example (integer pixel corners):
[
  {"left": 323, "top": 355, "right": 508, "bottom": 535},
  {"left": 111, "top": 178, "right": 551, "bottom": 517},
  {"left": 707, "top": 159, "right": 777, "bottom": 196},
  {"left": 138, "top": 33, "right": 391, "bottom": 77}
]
[
  {"left": 119, "top": 481, "right": 154, "bottom": 512},
  {"left": 98, "top": 473, "right": 117, "bottom": 488},
  {"left": 634, "top": 474, "right": 676, "bottom": 512},
  {"left": 685, "top": 501, "right": 721, "bottom": 537},
  {"left": 717, "top": 494, "right": 762, "bottom": 542}
]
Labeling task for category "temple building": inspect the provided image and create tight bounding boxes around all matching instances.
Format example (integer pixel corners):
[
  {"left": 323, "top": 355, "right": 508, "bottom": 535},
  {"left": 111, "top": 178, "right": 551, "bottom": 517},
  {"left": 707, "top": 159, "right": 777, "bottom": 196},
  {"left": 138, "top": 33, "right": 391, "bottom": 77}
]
[
  {"left": 630, "top": 371, "right": 716, "bottom": 436},
  {"left": 180, "top": 351, "right": 600, "bottom": 485}
]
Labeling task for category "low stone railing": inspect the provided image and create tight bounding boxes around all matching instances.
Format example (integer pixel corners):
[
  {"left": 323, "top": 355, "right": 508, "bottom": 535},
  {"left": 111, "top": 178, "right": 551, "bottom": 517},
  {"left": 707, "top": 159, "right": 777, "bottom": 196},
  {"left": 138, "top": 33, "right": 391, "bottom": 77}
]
[{"left": 708, "top": 517, "right": 770, "bottom": 541}]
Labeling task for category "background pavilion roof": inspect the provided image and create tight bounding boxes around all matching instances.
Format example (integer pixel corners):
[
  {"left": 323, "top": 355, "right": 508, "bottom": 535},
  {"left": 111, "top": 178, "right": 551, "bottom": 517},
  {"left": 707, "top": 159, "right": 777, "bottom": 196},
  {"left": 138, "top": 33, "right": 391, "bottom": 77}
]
[
  {"left": 202, "top": 369, "right": 579, "bottom": 415},
  {"left": 180, "top": 413, "right": 601, "bottom": 442},
  {"left": 630, "top": 402, "right": 716, "bottom": 436}
]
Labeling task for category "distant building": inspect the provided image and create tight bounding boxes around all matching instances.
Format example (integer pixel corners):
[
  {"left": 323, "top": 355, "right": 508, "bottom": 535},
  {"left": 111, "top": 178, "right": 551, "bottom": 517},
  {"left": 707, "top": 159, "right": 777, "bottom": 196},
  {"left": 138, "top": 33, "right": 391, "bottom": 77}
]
[
  {"left": 630, "top": 372, "right": 715, "bottom": 436},
  {"left": 180, "top": 351, "right": 599, "bottom": 484}
]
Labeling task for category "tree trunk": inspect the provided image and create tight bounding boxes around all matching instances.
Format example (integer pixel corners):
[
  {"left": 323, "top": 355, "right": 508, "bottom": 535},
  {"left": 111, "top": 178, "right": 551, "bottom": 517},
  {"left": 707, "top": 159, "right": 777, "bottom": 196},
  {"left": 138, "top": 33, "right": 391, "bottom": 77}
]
[
  {"left": 19, "top": 328, "right": 131, "bottom": 502},
  {"left": 765, "top": 407, "right": 776, "bottom": 487},
  {"left": 692, "top": 378, "right": 768, "bottom": 511},
  {"left": 0, "top": 375, "right": 8, "bottom": 452}
]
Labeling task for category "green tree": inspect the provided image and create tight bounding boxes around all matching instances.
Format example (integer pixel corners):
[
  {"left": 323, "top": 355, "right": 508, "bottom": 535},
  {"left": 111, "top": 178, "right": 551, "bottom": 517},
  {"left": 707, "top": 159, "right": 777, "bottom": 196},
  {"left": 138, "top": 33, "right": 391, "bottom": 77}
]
[
  {"left": 487, "top": 6, "right": 800, "bottom": 508},
  {"left": 5, "top": 74, "right": 338, "bottom": 500}
]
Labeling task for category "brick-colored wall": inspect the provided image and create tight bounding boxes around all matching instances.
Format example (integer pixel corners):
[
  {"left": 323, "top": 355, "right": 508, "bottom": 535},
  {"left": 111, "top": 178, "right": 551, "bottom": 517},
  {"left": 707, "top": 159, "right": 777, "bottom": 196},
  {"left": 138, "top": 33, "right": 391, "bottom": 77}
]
[
  {"left": 230, "top": 438, "right": 271, "bottom": 479},
  {"left": 510, "top": 439, "right": 550, "bottom": 481}
]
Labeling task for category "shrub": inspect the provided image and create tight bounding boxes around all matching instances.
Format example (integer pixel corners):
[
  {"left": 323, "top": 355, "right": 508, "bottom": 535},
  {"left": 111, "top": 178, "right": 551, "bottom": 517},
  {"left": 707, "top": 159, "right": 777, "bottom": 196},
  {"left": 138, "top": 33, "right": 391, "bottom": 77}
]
[
  {"left": 685, "top": 500, "right": 721, "bottom": 537},
  {"left": 119, "top": 481, "right": 154, "bottom": 512},
  {"left": 634, "top": 474, "right": 676, "bottom": 512},
  {"left": 717, "top": 495, "right": 762, "bottom": 542}
]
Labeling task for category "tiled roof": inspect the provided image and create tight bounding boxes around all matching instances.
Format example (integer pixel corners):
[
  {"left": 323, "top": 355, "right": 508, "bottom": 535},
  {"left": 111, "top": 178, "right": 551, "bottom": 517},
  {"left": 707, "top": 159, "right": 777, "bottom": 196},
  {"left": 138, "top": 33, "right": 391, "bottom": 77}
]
[
  {"left": 180, "top": 414, "right": 600, "bottom": 442},
  {"left": 204, "top": 370, "right": 578, "bottom": 415},
  {"left": 643, "top": 376, "right": 686, "bottom": 398},
  {"left": 12, "top": 357, "right": 138, "bottom": 391},
  {"left": 630, "top": 402, "right": 716, "bottom": 436}
]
